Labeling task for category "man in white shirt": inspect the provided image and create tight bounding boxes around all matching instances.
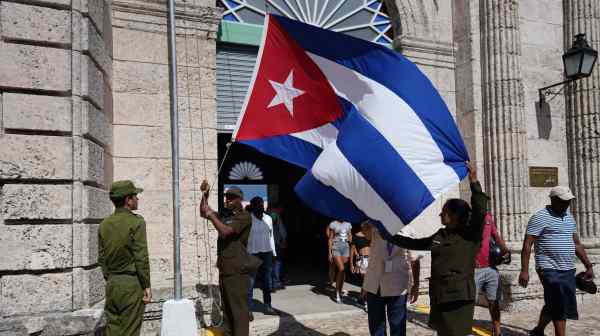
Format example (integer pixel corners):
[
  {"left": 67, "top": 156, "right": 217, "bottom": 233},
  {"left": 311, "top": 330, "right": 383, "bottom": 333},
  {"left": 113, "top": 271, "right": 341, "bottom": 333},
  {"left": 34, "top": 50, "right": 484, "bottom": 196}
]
[
  {"left": 363, "top": 225, "right": 420, "bottom": 336},
  {"left": 247, "top": 197, "right": 277, "bottom": 316}
]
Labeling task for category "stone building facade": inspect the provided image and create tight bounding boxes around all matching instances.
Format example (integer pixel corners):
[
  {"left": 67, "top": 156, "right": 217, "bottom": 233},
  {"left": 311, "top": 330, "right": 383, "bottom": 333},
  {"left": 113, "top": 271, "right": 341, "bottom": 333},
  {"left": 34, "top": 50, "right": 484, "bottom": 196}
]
[{"left": 0, "top": 0, "right": 598, "bottom": 335}]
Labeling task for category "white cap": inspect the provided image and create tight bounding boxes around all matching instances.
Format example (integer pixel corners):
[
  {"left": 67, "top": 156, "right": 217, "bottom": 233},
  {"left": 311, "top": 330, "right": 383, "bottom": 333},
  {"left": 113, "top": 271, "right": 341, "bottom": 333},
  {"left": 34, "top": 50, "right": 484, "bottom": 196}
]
[{"left": 549, "top": 186, "right": 575, "bottom": 201}]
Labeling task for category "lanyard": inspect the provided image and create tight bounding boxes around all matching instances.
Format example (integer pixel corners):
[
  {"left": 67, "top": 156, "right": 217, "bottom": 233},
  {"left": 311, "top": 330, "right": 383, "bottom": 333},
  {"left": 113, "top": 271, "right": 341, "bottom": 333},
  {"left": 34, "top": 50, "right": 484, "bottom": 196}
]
[{"left": 386, "top": 241, "right": 394, "bottom": 257}]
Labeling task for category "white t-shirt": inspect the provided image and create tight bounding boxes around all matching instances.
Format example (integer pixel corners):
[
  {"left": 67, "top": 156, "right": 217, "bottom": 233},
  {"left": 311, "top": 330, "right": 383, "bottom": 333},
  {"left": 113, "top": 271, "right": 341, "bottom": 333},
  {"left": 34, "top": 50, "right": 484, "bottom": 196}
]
[
  {"left": 247, "top": 213, "right": 277, "bottom": 256},
  {"left": 329, "top": 220, "right": 352, "bottom": 243}
]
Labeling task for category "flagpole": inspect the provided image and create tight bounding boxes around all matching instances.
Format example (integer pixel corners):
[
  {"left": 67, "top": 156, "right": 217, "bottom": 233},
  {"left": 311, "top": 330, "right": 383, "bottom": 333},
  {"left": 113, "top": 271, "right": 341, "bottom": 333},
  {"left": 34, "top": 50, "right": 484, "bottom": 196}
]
[{"left": 166, "top": 0, "right": 182, "bottom": 300}]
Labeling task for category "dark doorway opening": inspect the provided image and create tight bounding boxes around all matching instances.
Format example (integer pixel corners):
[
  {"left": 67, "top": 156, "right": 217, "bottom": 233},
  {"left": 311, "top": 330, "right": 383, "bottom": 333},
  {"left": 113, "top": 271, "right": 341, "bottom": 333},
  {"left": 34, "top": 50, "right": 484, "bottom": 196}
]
[{"left": 217, "top": 133, "right": 332, "bottom": 287}]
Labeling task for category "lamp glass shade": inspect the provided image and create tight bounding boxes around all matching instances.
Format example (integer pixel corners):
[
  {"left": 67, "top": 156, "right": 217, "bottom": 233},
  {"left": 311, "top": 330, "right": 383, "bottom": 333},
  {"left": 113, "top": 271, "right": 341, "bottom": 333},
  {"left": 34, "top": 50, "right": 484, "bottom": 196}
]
[
  {"left": 580, "top": 50, "right": 598, "bottom": 76},
  {"left": 563, "top": 52, "right": 584, "bottom": 79}
]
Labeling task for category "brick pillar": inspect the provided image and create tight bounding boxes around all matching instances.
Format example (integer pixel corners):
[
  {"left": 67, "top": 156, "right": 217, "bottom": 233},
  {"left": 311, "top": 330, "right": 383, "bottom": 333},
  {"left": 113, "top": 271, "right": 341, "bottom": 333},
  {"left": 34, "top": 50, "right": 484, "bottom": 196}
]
[
  {"left": 0, "top": 0, "right": 112, "bottom": 333},
  {"left": 479, "top": 0, "right": 529, "bottom": 242}
]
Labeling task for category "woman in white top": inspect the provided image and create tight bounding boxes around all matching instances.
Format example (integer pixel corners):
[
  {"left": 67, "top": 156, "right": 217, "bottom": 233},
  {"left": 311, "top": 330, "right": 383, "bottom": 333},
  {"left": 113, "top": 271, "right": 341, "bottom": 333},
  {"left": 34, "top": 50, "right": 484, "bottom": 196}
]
[
  {"left": 247, "top": 197, "right": 277, "bottom": 316},
  {"left": 328, "top": 219, "right": 353, "bottom": 303}
]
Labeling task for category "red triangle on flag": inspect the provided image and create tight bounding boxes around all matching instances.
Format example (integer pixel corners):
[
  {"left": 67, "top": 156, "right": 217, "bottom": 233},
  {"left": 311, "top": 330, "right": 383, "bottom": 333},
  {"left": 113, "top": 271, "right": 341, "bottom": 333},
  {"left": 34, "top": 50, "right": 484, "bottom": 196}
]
[{"left": 234, "top": 15, "right": 343, "bottom": 141}]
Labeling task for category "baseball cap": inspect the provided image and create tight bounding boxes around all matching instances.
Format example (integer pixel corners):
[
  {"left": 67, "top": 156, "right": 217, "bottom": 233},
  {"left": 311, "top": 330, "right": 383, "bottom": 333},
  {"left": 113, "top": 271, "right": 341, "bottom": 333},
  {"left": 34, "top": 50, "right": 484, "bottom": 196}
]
[
  {"left": 109, "top": 180, "right": 143, "bottom": 198},
  {"left": 549, "top": 186, "right": 575, "bottom": 201},
  {"left": 224, "top": 186, "right": 243, "bottom": 199}
]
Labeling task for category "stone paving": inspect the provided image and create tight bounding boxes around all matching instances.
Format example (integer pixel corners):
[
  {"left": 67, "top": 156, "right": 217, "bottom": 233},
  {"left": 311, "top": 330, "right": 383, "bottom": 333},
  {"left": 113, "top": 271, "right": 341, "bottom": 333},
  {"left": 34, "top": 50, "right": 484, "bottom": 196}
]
[{"left": 244, "top": 303, "right": 600, "bottom": 336}]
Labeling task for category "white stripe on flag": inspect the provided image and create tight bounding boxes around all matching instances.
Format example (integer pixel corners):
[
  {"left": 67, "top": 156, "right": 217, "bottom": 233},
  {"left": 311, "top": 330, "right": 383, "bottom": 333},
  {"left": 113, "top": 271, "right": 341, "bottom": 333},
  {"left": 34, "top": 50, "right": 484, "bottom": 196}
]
[
  {"left": 311, "top": 142, "right": 405, "bottom": 234},
  {"left": 290, "top": 123, "right": 338, "bottom": 149},
  {"left": 307, "top": 53, "right": 460, "bottom": 198}
]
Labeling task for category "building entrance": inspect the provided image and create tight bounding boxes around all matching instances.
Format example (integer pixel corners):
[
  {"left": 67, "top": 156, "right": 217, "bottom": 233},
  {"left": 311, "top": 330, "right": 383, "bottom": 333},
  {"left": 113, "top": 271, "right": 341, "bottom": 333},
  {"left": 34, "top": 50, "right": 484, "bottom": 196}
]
[{"left": 218, "top": 134, "right": 332, "bottom": 287}]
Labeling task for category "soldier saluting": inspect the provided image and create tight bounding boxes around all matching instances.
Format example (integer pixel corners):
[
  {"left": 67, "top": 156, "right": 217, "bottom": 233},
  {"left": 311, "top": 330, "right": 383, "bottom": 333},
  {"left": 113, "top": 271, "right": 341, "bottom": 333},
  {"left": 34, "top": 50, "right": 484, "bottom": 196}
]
[{"left": 99, "top": 180, "right": 151, "bottom": 336}]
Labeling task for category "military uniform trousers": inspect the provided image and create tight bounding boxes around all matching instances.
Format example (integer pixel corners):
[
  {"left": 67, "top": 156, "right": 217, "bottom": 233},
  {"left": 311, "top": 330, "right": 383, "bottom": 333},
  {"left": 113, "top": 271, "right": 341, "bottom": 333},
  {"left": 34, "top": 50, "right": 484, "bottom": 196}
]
[
  {"left": 104, "top": 274, "right": 145, "bottom": 336},
  {"left": 220, "top": 273, "right": 250, "bottom": 336}
]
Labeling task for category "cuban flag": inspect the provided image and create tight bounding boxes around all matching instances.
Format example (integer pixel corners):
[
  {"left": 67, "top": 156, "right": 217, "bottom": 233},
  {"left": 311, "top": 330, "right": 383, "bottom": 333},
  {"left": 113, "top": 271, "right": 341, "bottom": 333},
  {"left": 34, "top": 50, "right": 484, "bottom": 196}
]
[{"left": 233, "top": 14, "right": 469, "bottom": 236}]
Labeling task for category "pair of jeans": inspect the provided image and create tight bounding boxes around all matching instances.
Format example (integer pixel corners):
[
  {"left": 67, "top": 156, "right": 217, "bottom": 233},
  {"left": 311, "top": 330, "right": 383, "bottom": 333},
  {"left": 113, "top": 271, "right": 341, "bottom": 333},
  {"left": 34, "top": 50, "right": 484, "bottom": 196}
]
[
  {"left": 272, "top": 246, "right": 283, "bottom": 288},
  {"left": 248, "top": 252, "right": 273, "bottom": 308},
  {"left": 366, "top": 292, "right": 407, "bottom": 336}
]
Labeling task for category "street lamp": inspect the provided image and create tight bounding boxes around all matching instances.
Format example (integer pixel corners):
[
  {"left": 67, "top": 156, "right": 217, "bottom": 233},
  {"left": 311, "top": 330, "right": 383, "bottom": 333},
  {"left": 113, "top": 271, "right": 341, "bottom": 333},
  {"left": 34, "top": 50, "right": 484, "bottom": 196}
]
[{"left": 539, "top": 33, "right": 598, "bottom": 103}]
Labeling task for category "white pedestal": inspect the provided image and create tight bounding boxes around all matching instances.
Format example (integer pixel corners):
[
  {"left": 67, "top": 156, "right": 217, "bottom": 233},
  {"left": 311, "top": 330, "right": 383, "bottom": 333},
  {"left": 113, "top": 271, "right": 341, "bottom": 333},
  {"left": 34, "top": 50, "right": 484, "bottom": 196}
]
[{"left": 160, "top": 299, "right": 198, "bottom": 336}]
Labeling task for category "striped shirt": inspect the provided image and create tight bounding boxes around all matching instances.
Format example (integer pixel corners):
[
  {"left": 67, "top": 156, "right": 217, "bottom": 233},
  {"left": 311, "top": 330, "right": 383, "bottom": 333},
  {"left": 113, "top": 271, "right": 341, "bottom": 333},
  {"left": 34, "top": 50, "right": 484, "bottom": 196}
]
[{"left": 526, "top": 207, "right": 576, "bottom": 271}]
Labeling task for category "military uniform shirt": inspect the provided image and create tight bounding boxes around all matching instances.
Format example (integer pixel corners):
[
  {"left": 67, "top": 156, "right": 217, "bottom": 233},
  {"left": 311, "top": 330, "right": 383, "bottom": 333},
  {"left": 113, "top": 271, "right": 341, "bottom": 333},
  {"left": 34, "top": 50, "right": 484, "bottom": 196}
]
[
  {"left": 217, "top": 208, "right": 252, "bottom": 276},
  {"left": 99, "top": 207, "right": 151, "bottom": 289}
]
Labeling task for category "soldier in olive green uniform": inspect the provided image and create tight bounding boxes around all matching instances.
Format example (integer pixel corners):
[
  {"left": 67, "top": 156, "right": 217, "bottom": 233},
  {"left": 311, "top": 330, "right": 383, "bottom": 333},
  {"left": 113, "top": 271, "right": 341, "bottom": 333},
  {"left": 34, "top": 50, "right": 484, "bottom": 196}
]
[
  {"left": 200, "top": 186, "right": 253, "bottom": 336},
  {"left": 99, "top": 180, "right": 152, "bottom": 336},
  {"left": 391, "top": 163, "right": 488, "bottom": 336}
]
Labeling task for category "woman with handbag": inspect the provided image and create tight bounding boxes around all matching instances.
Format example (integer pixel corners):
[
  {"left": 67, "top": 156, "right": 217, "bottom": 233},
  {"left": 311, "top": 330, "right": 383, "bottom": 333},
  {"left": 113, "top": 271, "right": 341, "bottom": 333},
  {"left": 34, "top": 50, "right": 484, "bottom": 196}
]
[
  {"left": 474, "top": 212, "right": 510, "bottom": 336},
  {"left": 350, "top": 220, "right": 372, "bottom": 311}
]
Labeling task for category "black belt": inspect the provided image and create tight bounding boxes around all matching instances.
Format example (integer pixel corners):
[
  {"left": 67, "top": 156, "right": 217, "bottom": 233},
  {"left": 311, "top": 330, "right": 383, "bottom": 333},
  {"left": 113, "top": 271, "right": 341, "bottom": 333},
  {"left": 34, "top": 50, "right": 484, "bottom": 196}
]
[{"left": 108, "top": 271, "right": 137, "bottom": 277}]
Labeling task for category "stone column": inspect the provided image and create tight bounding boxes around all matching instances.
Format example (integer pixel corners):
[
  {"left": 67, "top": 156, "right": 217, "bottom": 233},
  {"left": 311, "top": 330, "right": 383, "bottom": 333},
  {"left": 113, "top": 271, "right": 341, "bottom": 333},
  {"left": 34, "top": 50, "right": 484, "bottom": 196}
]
[
  {"left": 479, "top": 0, "right": 529, "bottom": 242},
  {"left": 563, "top": 0, "right": 600, "bottom": 241}
]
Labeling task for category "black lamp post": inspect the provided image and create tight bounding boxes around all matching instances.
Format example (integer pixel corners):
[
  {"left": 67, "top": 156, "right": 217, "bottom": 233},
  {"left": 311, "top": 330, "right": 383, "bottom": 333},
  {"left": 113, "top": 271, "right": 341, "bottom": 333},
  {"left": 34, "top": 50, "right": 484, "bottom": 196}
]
[{"left": 539, "top": 33, "right": 598, "bottom": 104}]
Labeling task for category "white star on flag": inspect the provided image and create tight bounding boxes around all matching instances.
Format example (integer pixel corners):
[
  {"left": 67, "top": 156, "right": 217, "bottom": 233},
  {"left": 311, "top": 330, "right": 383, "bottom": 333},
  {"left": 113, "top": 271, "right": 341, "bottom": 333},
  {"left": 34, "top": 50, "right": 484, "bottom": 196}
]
[{"left": 268, "top": 70, "right": 305, "bottom": 117}]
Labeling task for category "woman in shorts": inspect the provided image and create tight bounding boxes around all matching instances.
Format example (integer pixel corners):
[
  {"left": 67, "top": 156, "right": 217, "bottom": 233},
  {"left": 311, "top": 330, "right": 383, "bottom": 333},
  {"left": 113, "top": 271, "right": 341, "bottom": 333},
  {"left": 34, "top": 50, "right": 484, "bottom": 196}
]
[
  {"left": 351, "top": 220, "right": 371, "bottom": 310},
  {"left": 328, "top": 219, "right": 353, "bottom": 303}
]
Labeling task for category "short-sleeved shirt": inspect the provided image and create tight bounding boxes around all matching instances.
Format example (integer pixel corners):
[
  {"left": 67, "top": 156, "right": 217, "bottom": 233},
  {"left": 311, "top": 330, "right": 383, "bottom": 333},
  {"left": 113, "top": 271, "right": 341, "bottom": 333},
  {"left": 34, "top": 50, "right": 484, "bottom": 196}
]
[
  {"left": 217, "top": 209, "right": 251, "bottom": 253},
  {"left": 247, "top": 213, "right": 276, "bottom": 255},
  {"left": 329, "top": 221, "right": 352, "bottom": 243},
  {"left": 475, "top": 213, "right": 499, "bottom": 268},
  {"left": 526, "top": 207, "right": 577, "bottom": 271}
]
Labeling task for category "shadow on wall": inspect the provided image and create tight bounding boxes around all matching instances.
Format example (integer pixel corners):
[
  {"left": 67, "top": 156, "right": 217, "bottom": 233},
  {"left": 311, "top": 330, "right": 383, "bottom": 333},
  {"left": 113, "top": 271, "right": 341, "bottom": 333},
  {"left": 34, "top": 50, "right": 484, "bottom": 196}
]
[{"left": 536, "top": 101, "right": 552, "bottom": 140}]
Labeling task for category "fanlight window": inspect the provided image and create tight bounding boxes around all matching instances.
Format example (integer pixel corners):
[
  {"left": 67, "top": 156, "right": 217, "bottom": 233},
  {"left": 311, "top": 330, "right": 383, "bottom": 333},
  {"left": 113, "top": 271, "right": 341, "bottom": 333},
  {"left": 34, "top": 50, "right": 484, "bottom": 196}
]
[
  {"left": 228, "top": 161, "right": 264, "bottom": 180},
  {"left": 218, "top": 0, "right": 394, "bottom": 46}
]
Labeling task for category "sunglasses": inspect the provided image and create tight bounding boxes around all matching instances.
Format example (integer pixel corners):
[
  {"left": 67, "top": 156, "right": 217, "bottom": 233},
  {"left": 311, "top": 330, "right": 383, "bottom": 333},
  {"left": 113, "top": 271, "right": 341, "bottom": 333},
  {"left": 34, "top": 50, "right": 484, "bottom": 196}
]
[{"left": 224, "top": 194, "right": 240, "bottom": 201}]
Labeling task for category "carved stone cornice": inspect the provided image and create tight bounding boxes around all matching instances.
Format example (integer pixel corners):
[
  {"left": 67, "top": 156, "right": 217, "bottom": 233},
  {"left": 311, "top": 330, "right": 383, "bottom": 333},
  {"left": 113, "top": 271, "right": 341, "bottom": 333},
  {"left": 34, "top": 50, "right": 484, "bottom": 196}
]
[
  {"left": 112, "top": 0, "right": 222, "bottom": 34},
  {"left": 394, "top": 36, "right": 456, "bottom": 69}
]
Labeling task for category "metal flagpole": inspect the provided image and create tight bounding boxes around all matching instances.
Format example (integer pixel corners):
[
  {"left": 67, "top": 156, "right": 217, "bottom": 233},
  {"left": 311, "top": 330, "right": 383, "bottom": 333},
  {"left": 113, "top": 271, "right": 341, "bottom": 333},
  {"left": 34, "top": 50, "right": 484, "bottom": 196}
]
[{"left": 166, "top": 0, "right": 182, "bottom": 300}]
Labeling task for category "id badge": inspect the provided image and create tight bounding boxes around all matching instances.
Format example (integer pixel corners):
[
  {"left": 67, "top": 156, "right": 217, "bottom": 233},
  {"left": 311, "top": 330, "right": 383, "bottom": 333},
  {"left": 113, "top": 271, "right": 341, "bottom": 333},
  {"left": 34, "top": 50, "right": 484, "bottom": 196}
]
[{"left": 385, "top": 260, "right": 393, "bottom": 273}]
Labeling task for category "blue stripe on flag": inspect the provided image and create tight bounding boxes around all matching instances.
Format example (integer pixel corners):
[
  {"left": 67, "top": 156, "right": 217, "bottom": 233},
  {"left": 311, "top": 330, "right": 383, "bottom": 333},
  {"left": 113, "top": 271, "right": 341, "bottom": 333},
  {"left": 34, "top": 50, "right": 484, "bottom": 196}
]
[
  {"left": 295, "top": 170, "right": 367, "bottom": 223},
  {"left": 239, "top": 134, "right": 322, "bottom": 170},
  {"left": 336, "top": 109, "right": 435, "bottom": 224},
  {"left": 272, "top": 15, "right": 469, "bottom": 179}
]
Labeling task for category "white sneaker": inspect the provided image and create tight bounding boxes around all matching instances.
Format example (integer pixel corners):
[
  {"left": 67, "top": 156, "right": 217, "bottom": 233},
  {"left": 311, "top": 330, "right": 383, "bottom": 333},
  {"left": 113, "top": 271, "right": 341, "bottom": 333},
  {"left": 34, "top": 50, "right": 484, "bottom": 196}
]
[
  {"left": 335, "top": 293, "right": 342, "bottom": 304},
  {"left": 364, "top": 302, "right": 368, "bottom": 312}
]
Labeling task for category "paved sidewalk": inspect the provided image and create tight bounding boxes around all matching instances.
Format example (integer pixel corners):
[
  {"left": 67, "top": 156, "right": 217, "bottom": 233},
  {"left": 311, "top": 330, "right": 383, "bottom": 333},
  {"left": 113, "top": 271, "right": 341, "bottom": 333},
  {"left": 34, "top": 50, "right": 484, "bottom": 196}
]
[
  {"left": 201, "top": 282, "right": 600, "bottom": 336},
  {"left": 245, "top": 303, "right": 600, "bottom": 336}
]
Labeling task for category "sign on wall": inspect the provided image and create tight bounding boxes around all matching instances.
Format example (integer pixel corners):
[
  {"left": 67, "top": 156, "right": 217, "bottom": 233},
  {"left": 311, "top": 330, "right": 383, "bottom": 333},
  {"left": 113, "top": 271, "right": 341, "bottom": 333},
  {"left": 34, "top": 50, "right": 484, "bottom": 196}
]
[{"left": 529, "top": 166, "right": 558, "bottom": 187}]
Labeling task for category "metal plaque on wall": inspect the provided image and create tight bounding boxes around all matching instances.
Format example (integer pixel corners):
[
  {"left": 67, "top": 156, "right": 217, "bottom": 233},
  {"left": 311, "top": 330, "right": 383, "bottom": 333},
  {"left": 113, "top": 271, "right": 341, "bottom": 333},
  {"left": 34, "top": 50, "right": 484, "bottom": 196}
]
[{"left": 529, "top": 167, "right": 558, "bottom": 187}]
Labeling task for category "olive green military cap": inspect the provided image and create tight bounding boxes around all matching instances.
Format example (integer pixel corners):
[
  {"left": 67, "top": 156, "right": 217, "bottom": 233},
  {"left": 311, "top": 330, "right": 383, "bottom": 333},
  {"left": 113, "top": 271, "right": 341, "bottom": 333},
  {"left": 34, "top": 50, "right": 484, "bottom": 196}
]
[
  {"left": 109, "top": 180, "right": 143, "bottom": 198},
  {"left": 224, "top": 186, "right": 243, "bottom": 199}
]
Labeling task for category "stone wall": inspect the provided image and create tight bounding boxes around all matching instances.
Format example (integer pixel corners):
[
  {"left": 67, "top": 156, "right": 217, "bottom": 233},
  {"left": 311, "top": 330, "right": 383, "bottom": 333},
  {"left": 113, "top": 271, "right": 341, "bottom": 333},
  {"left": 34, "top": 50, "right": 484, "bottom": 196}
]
[
  {"left": 110, "top": 0, "right": 221, "bottom": 333},
  {"left": 520, "top": 0, "right": 569, "bottom": 217},
  {"left": 0, "top": 0, "right": 113, "bottom": 335}
]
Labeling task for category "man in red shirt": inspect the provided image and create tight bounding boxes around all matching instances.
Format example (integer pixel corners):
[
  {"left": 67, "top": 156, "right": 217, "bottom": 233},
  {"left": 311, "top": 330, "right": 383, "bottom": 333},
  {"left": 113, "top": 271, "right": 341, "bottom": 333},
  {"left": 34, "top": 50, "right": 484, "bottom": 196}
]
[{"left": 475, "top": 212, "right": 510, "bottom": 336}]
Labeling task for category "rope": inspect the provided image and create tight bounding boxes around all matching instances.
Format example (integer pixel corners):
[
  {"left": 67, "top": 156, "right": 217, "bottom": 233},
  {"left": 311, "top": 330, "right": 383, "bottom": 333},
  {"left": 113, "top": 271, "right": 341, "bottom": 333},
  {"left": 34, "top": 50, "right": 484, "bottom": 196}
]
[
  {"left": 183, "top": 0, "right": 239, "bottom": 327},
  {"left": 181, "top": 0, "right": 229, "bottom": 327}
]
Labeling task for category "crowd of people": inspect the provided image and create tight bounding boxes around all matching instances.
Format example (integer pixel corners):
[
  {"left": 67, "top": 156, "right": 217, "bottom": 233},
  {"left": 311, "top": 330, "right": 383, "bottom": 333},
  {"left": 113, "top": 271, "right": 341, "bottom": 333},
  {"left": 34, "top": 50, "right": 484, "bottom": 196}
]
[{"left": 96, "top": 162, "right": 596, "bottom": 336}]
